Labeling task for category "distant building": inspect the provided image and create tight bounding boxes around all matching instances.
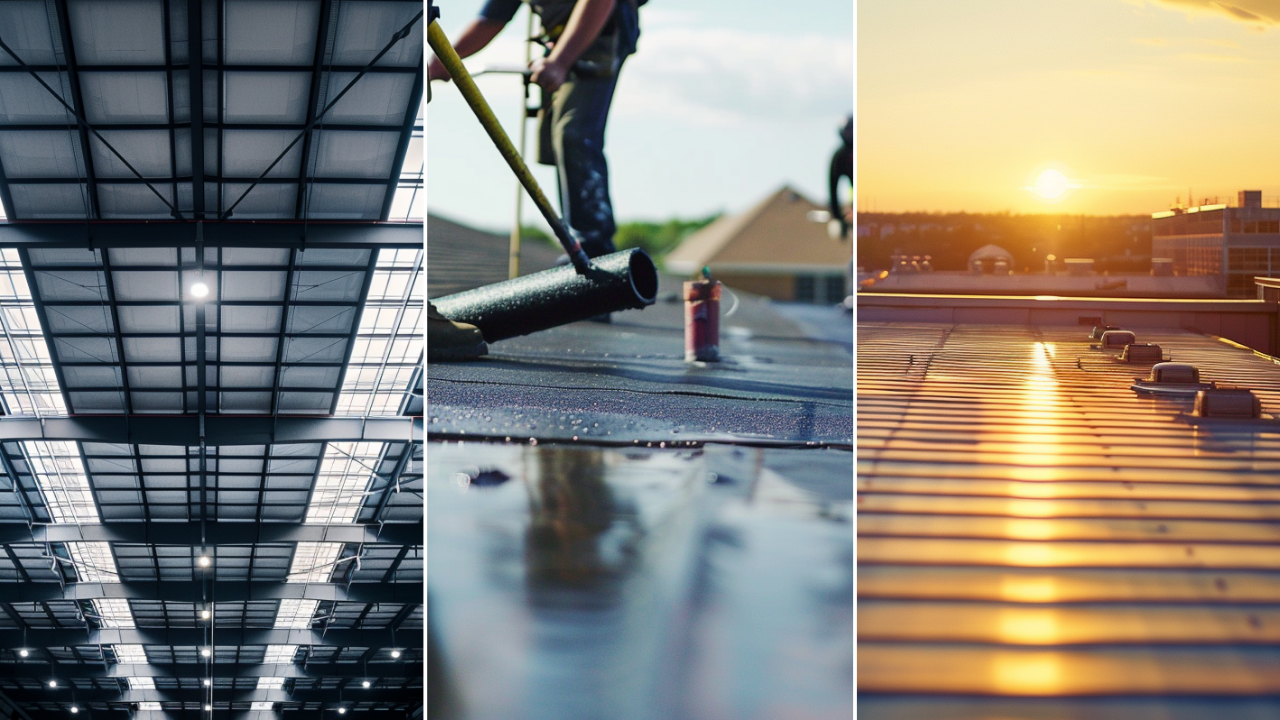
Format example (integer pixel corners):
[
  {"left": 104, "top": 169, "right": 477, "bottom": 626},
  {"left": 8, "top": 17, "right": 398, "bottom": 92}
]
[
  {"left": 967, "top": 244, "right": 1013, "bottom": 275},
  {"left": 426, "top": 213, "right": 560, "bottom": 298},
  {"left": 1153, "top": 190, "right": 1280, "bottom": 297},
  {"left": 665, "top": 186, "right": 852, "bottom": 303}
]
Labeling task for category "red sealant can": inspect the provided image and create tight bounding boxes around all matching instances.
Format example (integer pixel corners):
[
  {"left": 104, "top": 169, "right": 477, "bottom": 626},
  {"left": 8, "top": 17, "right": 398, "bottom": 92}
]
[{"left": 684, "top": 278, "right": 721, "bottom": 362}]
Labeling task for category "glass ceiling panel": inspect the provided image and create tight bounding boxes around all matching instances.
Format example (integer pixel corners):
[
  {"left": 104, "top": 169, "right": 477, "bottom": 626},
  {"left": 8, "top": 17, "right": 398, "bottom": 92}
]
[
  {"left": 0, "top": 249, "right": 67, "bottom": 415},
  {"left": 306, "top": 443, "right": 383, "bottom": 524},
  {"left": 335, "top": 249, "right": 421, "bottom": 416}
]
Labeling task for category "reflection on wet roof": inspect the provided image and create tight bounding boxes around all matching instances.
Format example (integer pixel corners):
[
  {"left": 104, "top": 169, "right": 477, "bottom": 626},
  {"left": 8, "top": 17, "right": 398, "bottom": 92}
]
[
  {"left": 429, "top": 441, "right": 853, "bottom": 720},
  {"left": 858, "top": 321, "right": 1280, "bottom": 716}
]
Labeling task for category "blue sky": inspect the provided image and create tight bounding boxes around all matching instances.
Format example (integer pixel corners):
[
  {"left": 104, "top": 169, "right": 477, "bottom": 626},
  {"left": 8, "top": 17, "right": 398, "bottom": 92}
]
[{"left": 426, "top": 0, "right": 854, "bottom": 233}]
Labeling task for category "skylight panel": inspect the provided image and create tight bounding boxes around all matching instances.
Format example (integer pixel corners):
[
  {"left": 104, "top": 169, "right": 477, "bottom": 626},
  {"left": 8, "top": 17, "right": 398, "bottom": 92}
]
[
  {"left": 305, "top": 443, "right": 383, "bottom": 523},
  {"left": 274, "top": 598, "right": 320, "bottom": 629},
  {"left": 23, "top": 440, "right": 97, "bottom": 523},
  {"left": 66, "top": 542, "right": 118, "bottom": 582},
  {"left": 251, "top": 702, "right": 276, "bottom": 710},
  {"left": 0, "top": 248, "right": 66, "bottom": 415},
  {"left": 94, "top": 598, "right": 135, "bottom": 627},
  {"left": 138, "top": 702, "right": 162, "bottom": 711},
  {"left": 335, "top": 249, "right": 421, "bottom": 416},
  {"left": 263, "top": 645, "right": 298, "bottom": 663},
  {"left": 114, "top": 644, "right": 148, "bottom": 663},
  {"left": 287, "top": 541, "right": 345, "bottom": 580},
  {"left": 128, "top": 676, "right": 156, "bottom": 689},
  {"left": 387, "top": 97, "right": 422, "bottom": 222},
  {"left": 256, "top": 677, "right": 285, "bottom": 690}
]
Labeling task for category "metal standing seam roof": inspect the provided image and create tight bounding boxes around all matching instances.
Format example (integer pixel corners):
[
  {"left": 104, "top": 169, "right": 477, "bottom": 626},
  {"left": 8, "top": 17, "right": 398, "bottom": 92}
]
[
  {"left": 0, "top": 0, "right": 425, "bottom": 717},
  {"left": 858, "top": 320, "right": 1280, "bottom": 718}
]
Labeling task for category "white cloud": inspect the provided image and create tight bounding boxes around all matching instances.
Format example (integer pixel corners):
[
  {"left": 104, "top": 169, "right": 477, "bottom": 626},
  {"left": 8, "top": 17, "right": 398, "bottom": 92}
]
[
  {"left": 617, "top": 24, "right": 853, "bottom": 126},
  {"left": 1127, "top": 0, "right": 1280, "bottom": 27}
]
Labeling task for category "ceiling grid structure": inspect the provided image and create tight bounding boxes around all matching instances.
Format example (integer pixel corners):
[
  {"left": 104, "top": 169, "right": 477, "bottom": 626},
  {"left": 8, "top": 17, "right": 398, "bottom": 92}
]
[{"left": 0, "top": 0, "right": 424, "bottom": 718}]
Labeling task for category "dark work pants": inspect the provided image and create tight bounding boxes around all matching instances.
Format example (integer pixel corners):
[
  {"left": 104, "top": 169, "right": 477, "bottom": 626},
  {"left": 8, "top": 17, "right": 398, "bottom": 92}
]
[{"left": 538, "top": 62, "right": 623, "bottom": 259}]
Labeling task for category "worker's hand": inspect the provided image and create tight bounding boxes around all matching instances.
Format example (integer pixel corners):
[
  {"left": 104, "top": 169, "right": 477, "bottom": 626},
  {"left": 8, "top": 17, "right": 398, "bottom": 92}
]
[
  {"left": 530, "top": 56, "right": 569, "bottom": 93},
  {"left": 428, "top": 56, "right": 452, "bottom": 83}
]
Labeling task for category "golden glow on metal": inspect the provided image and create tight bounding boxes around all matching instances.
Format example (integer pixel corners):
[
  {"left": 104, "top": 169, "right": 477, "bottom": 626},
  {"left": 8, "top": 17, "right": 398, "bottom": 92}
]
[
  {"left": 998, "top": 575, "right": 1059, "bottom": 603},
  {"left": 998, "top": 609, "right": 1061, "bottom": 644},
  {"left": 992, "top": 652, "right": 1062, "bottom": 694}
]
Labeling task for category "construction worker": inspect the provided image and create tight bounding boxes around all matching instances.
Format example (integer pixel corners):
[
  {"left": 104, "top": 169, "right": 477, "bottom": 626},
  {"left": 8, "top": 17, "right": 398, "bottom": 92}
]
[
  {"left": 429, "top": 0, "right": 640, "bottom": 261},
  {"left": 829, "top": 114, "right": 853, "bottom": 240}
]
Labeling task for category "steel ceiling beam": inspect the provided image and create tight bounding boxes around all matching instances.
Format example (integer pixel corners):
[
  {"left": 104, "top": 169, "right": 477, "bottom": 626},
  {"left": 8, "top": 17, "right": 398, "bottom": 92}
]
[
  {"left": 0, "top": 222, "right": 421, "bottom": 249},
  {"left": 0, "top": 662, "right": 421, "bottom": 680},
  {"left": 188, "top": 0, "right": 205, "bottom": 221},
  {"left": 0, "top": 627, "right": 423, "bottom": 647},
  {"left": 0, "top": 520, "right": 420, "bottom": 545},
  {"left": 2, "top": 688, "right": 418, "bottom": 703},
  {"left": 0, "top": 415, "right": 421, "bottom": 444},
  {"left": 0, "top": 581, "right": 422, "bottom": 604}
]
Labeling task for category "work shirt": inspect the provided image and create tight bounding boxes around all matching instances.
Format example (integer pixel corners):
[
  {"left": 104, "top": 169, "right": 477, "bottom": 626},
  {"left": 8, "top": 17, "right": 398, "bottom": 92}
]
[{"left": 479, "top": 0, "right": 639, "bottom": 58}]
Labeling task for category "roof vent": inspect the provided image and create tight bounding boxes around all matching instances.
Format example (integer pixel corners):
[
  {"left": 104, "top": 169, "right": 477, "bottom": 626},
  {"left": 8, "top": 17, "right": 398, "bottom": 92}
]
[
  {"left": 1090, "top": 324, "right": 1122, "bottom": 340},
  {"left": 1099, "top": 330, "right": 1136, "bottom": 349},
  {"left": 1194, "top": 389, "right": 1261, "bottom": 419},
  {"left": 1119, "top": 343, "right": 1162, "bottom": 364},
  {"left": 1147, "top": 362, "right": 1199, "bottom": 384}
]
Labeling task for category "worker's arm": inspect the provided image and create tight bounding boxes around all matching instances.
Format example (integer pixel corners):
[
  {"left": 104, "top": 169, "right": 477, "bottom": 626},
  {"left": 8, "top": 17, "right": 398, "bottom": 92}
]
[
  {"left": 529, "top": 0, "right": 616, "bottom": 93},
  {"left": 428, "top": 18, "right": 508, "bottom": 81}
]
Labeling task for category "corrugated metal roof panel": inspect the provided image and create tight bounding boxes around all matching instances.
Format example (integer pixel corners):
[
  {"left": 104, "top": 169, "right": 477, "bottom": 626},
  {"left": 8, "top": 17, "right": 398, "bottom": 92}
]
[{"left": 859, "top": 320, "right": 1280, "bottom": 713}]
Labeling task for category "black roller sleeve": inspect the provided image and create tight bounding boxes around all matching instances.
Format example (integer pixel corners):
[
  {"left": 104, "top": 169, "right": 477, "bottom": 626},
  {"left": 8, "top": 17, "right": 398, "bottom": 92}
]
[{"left": 431, "top": 249, "right": 659, "bottom": 343}]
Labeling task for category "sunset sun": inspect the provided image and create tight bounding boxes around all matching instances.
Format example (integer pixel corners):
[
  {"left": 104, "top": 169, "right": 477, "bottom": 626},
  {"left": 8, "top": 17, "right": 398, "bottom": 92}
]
[
  {"left": 1031, "top": 169, "right": 1070, "bottom": 201},
  {"left": 1029, "top": 169, "right": 1070, "bottom": 199}
]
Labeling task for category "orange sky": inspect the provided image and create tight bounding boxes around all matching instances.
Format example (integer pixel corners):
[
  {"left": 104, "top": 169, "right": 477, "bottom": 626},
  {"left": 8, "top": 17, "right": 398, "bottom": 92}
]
[{"left": 858, "top": 0, "right": 1280, "bottom": 215}]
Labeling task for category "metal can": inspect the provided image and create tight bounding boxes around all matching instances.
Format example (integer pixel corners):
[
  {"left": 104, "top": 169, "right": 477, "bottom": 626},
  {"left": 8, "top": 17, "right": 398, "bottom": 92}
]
[{"left": 684, "top": 279, "right": 721, "bottom": 362}]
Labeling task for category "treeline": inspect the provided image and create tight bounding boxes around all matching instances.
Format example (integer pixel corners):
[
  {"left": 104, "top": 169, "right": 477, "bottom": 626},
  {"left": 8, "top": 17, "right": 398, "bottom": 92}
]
[
  {"left": 522, "top": 213, "right": 721, "bottom": 261},
  {"left": 857, "top": 212, "right": 1154, "bottom": 273}
]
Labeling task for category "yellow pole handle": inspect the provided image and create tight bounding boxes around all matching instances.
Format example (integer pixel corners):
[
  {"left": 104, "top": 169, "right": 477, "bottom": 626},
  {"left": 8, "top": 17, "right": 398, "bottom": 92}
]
[{"left": 427, "top": 19, "right": 591, "bottom": 274}]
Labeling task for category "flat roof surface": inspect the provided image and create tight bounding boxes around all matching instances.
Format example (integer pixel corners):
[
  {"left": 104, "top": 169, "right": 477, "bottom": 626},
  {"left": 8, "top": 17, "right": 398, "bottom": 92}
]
[
  {"left": 859, "top": 320, "right": 1280, "bottom": 718},
  {"left": 426, "top": 282, "right": 854, "bottom": 719},
  {"left": 427, "top": 275, "right": 853, "bottom": 447}
]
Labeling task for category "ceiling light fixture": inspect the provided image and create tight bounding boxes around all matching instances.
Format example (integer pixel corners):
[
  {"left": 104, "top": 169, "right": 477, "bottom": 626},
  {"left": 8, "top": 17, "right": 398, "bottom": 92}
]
[
  {"left": 48, "top": 680, "right": 57, "bottom": 688},
  {"left": 337, "top": 709, "right": 347, "bottom": 715},
  {"left": 198, "top": 555, "right": 211, "bottom": 568},
  {"left": 389, "top": 649, "right": 401, "bottom": 659},
  {"left": 191, "top": 281, "right": 210, "bottom": 299},
  {"left": 70, "top": 707, "right": 77, "bottom": 714},
  {"left": 203, "top": 678, "right": 211, "bottom": 687},
  {"left": 201, "top": 648, "right": 212, "bottom": 658},
  {"left": 201, "top": 609, "right": 211, "bottom": 619},
  {"left": 18, "top": 649, "right": 28, "bottom": 658},
  {"left": 204, "top": 704, "right": 212, "bottom": 712},
  {"left": 361, "top": 681, "right": 370, "bottom": 688}
]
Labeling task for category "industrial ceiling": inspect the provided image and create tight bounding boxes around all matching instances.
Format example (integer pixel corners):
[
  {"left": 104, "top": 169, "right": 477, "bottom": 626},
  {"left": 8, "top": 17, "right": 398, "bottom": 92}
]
[{"left": 0, "top": 0, "right": 424, "bottom": 717}]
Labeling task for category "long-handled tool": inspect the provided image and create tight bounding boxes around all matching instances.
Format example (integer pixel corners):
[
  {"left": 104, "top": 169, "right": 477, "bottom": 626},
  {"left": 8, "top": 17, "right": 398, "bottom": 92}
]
[{"left": 427, "top": 13, "right": 593, "bottom": 275}]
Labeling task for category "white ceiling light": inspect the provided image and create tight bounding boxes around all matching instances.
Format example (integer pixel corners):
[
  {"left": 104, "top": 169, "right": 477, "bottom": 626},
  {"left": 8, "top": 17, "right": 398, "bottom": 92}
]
[{"left": 191, "top": 281, "right": 210, "bottom": 298}]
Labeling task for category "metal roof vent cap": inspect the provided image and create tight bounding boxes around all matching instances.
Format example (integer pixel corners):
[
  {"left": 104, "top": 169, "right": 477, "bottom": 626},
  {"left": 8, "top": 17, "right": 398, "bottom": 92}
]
[
  {"left": 1090, "top": 324, "right": 1122, "bottom": 340},
  {"left": 1099, "top": 330, "right": 1136, "bottom": 349},
  {"left": 1119, "top": 343, "right": 1163, "bottom": 364},
  {"left": 1147, "top": 362, "right": 1199, "bottom": 384},
  {"left": 1194, "top": 389, "right": 1261, "bottom": 419}
]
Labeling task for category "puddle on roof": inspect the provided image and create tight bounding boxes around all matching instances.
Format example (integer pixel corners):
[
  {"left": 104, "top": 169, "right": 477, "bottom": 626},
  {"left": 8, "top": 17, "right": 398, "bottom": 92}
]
[{"left": 428, "top": 441, "right": 853, "bottom": 720}]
